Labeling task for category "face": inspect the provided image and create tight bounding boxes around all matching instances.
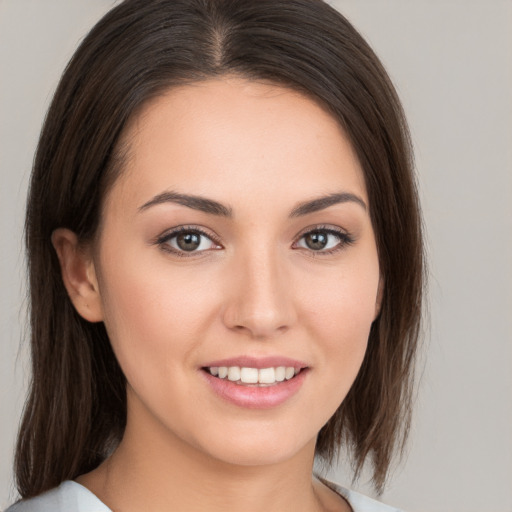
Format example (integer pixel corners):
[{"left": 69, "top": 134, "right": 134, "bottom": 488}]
[{"left": 87, "top": 78, "right": 381, "bottom": 467}]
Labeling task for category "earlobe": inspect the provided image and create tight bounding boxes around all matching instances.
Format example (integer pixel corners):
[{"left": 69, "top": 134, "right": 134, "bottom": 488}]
[{"left": 51, "top": 228, "right": 104, "bottom": 323}]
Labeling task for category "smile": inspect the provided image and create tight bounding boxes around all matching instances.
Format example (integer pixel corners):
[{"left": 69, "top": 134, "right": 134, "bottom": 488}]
[{"left": 205, "top": 366, "right": 301, "bottom": 386}]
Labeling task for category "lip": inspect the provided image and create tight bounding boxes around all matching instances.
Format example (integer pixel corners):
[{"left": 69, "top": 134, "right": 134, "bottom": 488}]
[
  {"left": 202, "top": 356, "right": 308, "bottom": 370},
  {"left": 200, "top": 356, "right": 309, "bottom": 410},
  {"left": 201, "top": 369, "right": 308, "bottom": 409}
]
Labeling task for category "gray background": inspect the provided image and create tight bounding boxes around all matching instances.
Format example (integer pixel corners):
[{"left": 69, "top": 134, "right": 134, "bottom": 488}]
[{"left": 1, "top": 1, "right": 511, "bottom": 511}]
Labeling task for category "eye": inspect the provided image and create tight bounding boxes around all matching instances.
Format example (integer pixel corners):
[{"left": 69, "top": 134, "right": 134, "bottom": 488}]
[
  {"left": 294, "top": 227, "right": 353, "bottom": 253},
  {"left": 156, "top": 227, "right": 221, "bottom": 255}
]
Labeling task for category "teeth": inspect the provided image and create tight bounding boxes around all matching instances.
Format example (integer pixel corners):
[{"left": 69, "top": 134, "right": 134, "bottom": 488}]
[
  {"left": 275, "top": 366, "right": 286, "bottom": 382},
  {"left": 207, "top": 366, "right": 301, "bottom": 385},
  {"left": 240, "top": 367, "right": 259, "bottom": 384},
  {"left": 227, "top": 367, "right": 241, "bottom": 381},
  {"left": 258, "top": 367, "right": 275, "bottom": 384}
]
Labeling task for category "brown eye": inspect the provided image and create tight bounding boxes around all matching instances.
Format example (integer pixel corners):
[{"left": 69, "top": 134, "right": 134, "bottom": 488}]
[
  {"left": 176, "top": 232, "right": 201, "bottom": 251},
  {"left": 158, "top": 228, "right": 219, "bottom": 255},
  {"left": 295, "top": 227, "right": 353, "bottom": 253},
  {"left": 304, "top": 231, "right": 329, "bottom": 250}
]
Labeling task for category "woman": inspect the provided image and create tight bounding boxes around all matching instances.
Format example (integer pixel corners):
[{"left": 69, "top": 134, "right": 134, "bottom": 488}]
[{"left": 8, "top": 0, "right": 424, "bottom": 511}]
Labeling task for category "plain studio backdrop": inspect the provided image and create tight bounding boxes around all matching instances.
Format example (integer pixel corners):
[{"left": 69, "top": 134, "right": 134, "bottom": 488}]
[{"left": 0, "top": 1, "right": 511, "bottom": 511}]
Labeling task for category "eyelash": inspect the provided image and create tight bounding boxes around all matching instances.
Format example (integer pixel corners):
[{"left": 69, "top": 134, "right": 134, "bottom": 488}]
[
  {"left": 293, "top": 225, "right": 355, "bottom": 256},
  {"left": 155, "top": 226, "right": 222, "bottom": 257},
  {"left": 154, "top": 225, "right": 354, "bottom": 257}
]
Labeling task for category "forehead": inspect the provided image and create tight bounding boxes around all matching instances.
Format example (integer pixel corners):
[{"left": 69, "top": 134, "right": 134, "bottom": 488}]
[{"left": 109, "top": 77, "right": 367, "bottom": 210}]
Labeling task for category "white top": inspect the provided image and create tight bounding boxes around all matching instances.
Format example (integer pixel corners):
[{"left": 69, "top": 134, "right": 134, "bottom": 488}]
[{"left": 6, "top": 480, "right": 403, "bottom": 512}]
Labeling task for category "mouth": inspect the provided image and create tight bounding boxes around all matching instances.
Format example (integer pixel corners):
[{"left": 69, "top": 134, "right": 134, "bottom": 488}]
[
  {"left": 200, "top": 356, "right": 309, "bottom": 408},
  {"left": 202, "top": 366, "right": 305, "bottom": 386}
]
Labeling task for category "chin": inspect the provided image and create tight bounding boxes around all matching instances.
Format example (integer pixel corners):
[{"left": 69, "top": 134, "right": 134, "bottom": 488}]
[{"left": 191, "top": 427, "right": 316, "bottom": 468}]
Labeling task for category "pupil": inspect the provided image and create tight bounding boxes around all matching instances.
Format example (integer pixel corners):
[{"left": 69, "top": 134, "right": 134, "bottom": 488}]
[
  {"left": 177, "top": 232, "right": 200, "bottom": 251},
  {"left": 305, "top": 232, "right": 327, "bottom": 250}
]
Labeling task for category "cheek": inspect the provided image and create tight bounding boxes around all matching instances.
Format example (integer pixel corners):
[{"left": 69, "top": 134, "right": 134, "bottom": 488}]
[
  {"left": 95, "top": 250, "right": 216, "bottom": 391},
  {"left": 300, "top": 252, "right": 380, "bottom": 387},
  {"left": 303, "top": 255, "right": 379, "bottom": 341}
]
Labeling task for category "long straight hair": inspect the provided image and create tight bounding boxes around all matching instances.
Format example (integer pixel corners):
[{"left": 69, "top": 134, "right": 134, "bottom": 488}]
[{"left": 17, "top": 0, "right": 424, "bottom": 498}]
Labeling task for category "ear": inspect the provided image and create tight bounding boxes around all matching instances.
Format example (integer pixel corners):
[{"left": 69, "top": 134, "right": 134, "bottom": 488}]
[
  {"left": 374, "top": 275, "right": 384, "bottom": 320},
  {"left": 51, "top": 228, "right": 103, "bottom": 323}
]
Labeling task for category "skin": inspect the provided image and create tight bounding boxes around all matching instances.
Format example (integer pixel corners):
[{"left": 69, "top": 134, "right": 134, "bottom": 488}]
[{"left": 53, "top": 77, "right": 382, "bottom": 512}]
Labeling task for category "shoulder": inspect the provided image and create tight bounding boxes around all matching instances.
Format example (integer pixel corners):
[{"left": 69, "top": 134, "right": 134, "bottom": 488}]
[
  {"left": 323, "top": 479, "right": 404, "bottom": 512},
  {"left": 5, "top": 481, "right": 111, "bottom": 512}
]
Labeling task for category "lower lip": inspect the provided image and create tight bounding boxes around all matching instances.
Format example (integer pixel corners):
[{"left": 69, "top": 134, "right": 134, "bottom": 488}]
[{"left": 201, "top": 369, "right": 308, "bottom": 409}]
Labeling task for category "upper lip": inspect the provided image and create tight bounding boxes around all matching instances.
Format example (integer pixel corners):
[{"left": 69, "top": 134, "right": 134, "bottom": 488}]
[{"left": 202, "top": 356, "right": 308, "bottom": 369}]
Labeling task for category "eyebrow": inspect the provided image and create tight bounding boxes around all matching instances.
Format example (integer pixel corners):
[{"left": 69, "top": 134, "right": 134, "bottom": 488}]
[
  {"left": 138, "top": 190, "right": 366, "bottom": 217},
  {"left": 138, "top": 191, "right": 233, "bottom": 217},
  {"left": 290, "top": 192, "right": 367, "bottom": 217}
]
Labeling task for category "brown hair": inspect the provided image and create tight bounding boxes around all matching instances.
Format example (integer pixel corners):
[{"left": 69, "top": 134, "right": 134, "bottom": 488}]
[{"left": 16, "top": 0, "right": 424, "bottom": 498}]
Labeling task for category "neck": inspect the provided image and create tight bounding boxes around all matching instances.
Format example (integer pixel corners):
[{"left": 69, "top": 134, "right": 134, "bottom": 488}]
[{"left": 78, "top": 399, "right": 332, "bottom": 512}]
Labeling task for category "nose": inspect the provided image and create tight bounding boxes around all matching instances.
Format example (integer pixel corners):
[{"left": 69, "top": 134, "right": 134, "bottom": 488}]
[{"left": 221, "top": 248, "right": 297, "bottom": 339}]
